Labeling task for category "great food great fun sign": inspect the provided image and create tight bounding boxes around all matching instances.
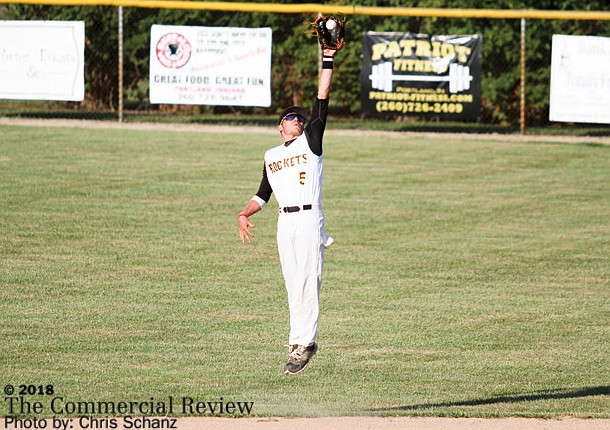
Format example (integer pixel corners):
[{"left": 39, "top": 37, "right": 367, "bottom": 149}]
[{"left": 149, "top": 25, "right": 272, "bottom": 107}]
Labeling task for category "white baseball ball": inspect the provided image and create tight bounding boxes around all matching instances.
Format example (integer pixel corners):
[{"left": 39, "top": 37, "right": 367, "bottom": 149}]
[{"left": 326, "top": 20, "right": 336, "bottom": 30}]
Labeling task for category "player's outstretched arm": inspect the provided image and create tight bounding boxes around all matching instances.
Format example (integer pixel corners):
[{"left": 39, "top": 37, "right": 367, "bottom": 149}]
[
  {"left": 318, "top": 49, "right": 336, "bottom": 100},
  {"left": 238, "top": 200, "right": 262, "bottom": 243}
]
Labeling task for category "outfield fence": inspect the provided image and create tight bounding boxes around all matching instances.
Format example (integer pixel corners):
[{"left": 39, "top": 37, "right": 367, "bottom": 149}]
[{"left": 0, "top": 1, "right": 609, "bottom": 133}]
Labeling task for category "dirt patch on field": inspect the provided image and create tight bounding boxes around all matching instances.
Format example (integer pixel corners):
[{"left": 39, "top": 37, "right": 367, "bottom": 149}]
[
  {"left": 1, "top": 117, "right": 609, "bottom": 145},
  {"left": 4, "top": 416, "right": 609, "bottom": 430},
  {"left": 176, "top": 416, "right": 609, "bottom": 430}
]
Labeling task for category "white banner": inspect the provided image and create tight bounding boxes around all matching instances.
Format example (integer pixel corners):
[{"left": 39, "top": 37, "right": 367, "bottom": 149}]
[
  {"left": 149, "top": 25, "right": 272, "bottom": 106},
  {"left": 0, "top": 21, "right": 85, "bottom": 101},
  {"left": 549, "top": 34, "right": 610, "bottom": 124}
]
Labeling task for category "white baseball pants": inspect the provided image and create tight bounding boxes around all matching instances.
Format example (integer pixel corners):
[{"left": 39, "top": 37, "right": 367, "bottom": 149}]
[{"left": 276, "top": 209, "right": 327, "bottom": 347}]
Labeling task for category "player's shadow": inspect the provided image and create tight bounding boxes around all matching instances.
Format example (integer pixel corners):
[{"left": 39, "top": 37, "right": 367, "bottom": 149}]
[{"left": 368, "top": 386, "right": 609, "bottom": 412}]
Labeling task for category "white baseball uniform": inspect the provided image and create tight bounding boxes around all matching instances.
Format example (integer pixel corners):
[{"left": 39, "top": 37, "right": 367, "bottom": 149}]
[{"left": 251, "top": 97, "right": 332, "bottom": 347}]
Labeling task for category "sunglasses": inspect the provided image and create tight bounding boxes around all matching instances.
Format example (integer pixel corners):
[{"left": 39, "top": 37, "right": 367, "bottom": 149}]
[{"left": 282, "top": 114, "right": 306, "bottom": 123}]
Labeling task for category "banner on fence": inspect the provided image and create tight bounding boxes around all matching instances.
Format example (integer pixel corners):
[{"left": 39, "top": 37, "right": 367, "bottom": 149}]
[
  {"left": 149, "top": 25, "right": 272, "bottom": 106},
  {"left": 361, "top": 32, "right": 482, "bottom": 121},
  {"left": 0, "top": 21, "right": 84, "bottom": 101},
  {"left": 549, "top": 34, "right": 610, "bottom": 124}
]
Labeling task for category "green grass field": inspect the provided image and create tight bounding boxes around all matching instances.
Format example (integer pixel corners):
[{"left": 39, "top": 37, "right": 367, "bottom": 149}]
[{"left": 1, "top": 124, "right": 608, "bottom": 418}]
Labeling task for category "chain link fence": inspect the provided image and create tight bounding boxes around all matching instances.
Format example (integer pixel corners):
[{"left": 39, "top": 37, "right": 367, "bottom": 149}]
[{"left": 0, "top": 2, "right": 608, "bottom": 133}]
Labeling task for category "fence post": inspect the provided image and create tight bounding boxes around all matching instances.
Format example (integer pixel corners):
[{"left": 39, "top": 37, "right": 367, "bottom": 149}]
[
  {"left": 520, "top": 17, "right": 526, "bottom": 135},
  {"left": 118, "top": 6, "right": 124, "bottom": 124}
]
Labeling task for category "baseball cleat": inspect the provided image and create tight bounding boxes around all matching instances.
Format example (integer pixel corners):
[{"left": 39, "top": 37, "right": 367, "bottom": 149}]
[{"left": 284, "top": 343, "right": 318, "bottom": 375}]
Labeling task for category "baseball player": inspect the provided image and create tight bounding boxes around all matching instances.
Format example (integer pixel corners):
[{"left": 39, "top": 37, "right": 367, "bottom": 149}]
[{"left": 237, "top": 47, "right": 338, "bottom": 375}]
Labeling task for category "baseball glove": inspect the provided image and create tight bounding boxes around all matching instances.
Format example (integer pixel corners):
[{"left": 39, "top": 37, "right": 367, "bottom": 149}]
[{"left": 311, "top": 15, "right": 346, "bottom": 51}]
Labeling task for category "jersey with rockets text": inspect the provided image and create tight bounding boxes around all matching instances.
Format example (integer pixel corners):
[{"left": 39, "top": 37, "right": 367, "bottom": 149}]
[
  {"left": 255, "top": 97, "right": 328, "bottom": 208},
  {"left": 264, "top": 133, "right": 322, "bottom": 209}
]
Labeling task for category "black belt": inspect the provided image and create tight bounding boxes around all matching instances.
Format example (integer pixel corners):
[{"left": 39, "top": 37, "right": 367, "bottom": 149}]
[{"left": 282, "top": 204, "right": 312, "bottom": 213}]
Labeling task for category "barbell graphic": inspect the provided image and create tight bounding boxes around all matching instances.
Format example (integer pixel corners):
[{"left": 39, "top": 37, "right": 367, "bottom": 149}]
[{"left": 369, "top": 62, "right": 473, "bottom": 93}]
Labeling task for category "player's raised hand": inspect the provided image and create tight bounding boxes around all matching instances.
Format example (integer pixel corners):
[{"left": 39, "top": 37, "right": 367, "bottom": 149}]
[{"left": 238, "top": 215, "right": 255, "bottom": 243}]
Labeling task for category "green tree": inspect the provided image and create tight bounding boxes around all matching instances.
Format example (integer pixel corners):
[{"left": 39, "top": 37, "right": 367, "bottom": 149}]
[{"left": 2, "top": 0, "right": 608, "bottom": 124}]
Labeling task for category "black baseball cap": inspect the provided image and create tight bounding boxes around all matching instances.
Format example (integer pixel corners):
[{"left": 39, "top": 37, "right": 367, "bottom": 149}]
[{"left": 278, "top": 106, "right": 309, "bottom": 125}]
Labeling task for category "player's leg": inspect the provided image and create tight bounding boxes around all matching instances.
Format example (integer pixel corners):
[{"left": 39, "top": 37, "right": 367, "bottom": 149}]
[
  {"left": 292, "top": 219, "right": 323, "bottom": 347},
  {"left": 277, "top": 215, "right": 301, "bottom": 345},
  {"left": 278, "top": 213, "right": 323, "bottom": 346},
  {"left": 277, "top": 213, "right": 323, "bottom": 374}
]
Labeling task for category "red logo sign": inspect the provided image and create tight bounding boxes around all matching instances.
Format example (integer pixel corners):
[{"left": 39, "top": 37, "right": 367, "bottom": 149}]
[{"left": 155, "top": 33, "right": 192, "bottom": 69}]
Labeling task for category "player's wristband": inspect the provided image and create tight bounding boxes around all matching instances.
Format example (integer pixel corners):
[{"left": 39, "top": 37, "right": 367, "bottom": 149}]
[
  {"left": 238, "top": 213, "right": 248, "bottom": 219},
  {"left": 322, "top": 56, "right": 334, "bottom": 69}
]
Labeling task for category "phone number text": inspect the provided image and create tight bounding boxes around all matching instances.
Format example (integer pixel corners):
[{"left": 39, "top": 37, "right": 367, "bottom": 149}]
[{"left": 375, "top": 101, "right": 464, "bottom": 114}]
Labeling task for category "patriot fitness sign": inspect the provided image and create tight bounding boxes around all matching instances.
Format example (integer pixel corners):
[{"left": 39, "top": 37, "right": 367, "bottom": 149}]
[{"left": 361, "top": 32, "right": 482, "bottom": 121}]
